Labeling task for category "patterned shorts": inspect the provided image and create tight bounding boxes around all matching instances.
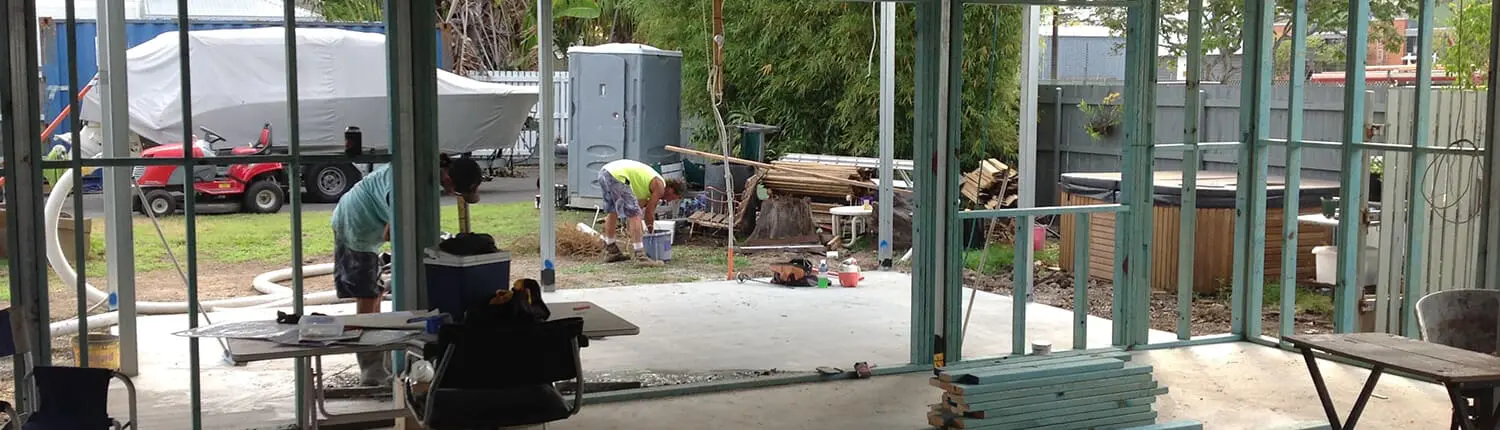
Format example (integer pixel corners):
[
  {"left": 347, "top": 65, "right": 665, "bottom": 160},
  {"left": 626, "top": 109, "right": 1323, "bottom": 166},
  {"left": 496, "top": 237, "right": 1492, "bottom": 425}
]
[{"left": 598, "top": 168, "right": 643, "bottom": 219}]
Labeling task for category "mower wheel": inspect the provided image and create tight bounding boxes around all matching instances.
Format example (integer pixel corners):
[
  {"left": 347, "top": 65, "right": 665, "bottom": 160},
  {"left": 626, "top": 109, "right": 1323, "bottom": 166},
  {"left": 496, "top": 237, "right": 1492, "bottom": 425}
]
[
  {"left": 244, "top": 180, "right": 285, "bottom": 214},
  {"left": 141, "top": 189, "right": 177, "bottom": 218}
]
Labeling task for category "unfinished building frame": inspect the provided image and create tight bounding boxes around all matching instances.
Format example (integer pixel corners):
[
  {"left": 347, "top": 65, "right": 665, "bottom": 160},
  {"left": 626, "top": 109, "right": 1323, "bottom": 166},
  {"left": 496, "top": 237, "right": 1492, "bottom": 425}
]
[{"left": 2, "top": 0, "right": 1497, "bottom": 427}]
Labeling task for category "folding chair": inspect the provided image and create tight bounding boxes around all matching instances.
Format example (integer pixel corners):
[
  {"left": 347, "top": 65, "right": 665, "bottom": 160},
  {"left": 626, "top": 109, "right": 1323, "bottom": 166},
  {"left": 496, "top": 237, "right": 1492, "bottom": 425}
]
[
  {"left": 0, "top": 308, "right": 136, "bottom": 430},
  {"left": 1415, "top": 289, "right": 1500, "bottom": 430},
  {"left": 407, "top": 317, "right": 586, "bottom": 429}
]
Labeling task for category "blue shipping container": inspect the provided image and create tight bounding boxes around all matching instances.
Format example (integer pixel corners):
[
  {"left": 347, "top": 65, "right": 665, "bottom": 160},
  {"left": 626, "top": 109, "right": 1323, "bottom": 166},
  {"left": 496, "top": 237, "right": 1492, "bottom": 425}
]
[{"left": 41, "top": 19, "right": 447, "bottom": 136}]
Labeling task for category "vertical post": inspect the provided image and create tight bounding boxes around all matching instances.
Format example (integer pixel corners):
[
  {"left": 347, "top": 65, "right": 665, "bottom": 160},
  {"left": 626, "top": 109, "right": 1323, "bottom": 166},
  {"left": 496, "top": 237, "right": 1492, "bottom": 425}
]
[
  {"left": 65, "top": 0, "right": 90, "bottom": 369},
  {"left": 1243, "top": 0, "right": 1275, "bottom": 339},
  {"left": 1015, "top": 4, "right": 1041, "bottom": 355},
  {"left": 174, "top": 0, "right": 203, "bottom": 426},
  {"left": 281, "top": 0, "right": 308, "bottom": 424},
  {"left": 878, "top": 1, "right": 895, "bottom": 270},
  {"left": 1073, "top": 213, "right": 1091, "bottom": 350},
  {"left": 1231, "top": 0, "right": 1271, "bottom": 339},
  {"left": 911, "top": 0, "right": 938, "bottom": 366},
  {"left": 1335, "top": 0, "right": 1371, "bottom": 332},
  {"left": 538, "top": 0, "right": 559, "bottom": 291},
  {"left": 1282, "top": 0, "right": 1309, "bottom": 339},
  {"left": 1116, "top": 0, "right": 1159, "bottom": 347},
  {"left": 2, "top": 0, "right": 52, "bottom": 412},
  {"left": 1177, "top": 0, "right": 1205, "bottom": 340},
  {"left": 387, "top": 0, "right": 442, "bottom": 313},
  {"left": 941, "top": 0, "right": 965, "bottom": 362},
  {"left": 100, "top": 0, "right": 136, "bottom": 376},
  {"left": 1479, "top": 0, "right": 1500, "bottom": 290},
  {"left": 1404, "top": 0, "right": 1434, "bottom": 338}
]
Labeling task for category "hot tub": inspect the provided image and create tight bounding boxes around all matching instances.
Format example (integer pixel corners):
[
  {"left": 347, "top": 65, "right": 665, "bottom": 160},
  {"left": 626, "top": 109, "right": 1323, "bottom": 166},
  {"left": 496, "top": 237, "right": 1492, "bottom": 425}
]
[{"left": 1057, "top": 171, "right": 1341, "bottom": 293}]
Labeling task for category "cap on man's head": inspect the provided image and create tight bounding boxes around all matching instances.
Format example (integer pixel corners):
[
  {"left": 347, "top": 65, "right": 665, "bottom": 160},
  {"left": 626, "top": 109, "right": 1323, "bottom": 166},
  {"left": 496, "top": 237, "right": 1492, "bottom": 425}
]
[{"left": 446, "top": 158, "right": 483, "bottom": 203}]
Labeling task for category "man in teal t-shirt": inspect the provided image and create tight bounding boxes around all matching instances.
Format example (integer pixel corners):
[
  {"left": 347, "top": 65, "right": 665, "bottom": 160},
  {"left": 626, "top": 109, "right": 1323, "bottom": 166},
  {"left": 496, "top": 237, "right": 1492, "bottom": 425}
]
[{"left": 331, "top": 155, "right": 482, "bottom": 386}]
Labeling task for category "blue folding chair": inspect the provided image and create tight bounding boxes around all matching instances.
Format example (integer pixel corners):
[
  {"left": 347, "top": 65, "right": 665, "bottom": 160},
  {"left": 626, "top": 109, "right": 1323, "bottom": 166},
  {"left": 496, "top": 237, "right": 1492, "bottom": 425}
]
[{"left": 0, "top": 308, "right": 136, "bottom": 429}]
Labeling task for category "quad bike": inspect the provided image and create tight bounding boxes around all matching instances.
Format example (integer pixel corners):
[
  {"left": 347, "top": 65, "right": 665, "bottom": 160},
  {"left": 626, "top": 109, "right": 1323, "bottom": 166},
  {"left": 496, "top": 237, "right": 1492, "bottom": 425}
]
[{"left": 133, "top": 124, "right": 290, "bottom": 217}]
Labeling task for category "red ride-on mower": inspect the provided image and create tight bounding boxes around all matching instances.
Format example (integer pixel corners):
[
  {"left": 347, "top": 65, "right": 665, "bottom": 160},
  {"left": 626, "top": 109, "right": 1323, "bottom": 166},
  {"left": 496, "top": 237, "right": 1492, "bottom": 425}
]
[{"left": 133, "top": 124, "right": 288, "bottom": 217}]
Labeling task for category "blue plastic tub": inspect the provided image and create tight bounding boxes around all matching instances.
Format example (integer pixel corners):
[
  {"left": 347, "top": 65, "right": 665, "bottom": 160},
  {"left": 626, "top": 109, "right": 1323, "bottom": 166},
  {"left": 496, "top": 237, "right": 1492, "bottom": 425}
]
[{"left": 643, "top": 231, "right": 672, "bottom": 261}]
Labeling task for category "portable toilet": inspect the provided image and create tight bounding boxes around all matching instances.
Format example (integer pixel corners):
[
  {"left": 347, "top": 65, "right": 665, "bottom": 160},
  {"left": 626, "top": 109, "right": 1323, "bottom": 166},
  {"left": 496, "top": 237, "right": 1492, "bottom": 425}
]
[{"left": 565, "top": 43, "right": 683, "bottom": 209}]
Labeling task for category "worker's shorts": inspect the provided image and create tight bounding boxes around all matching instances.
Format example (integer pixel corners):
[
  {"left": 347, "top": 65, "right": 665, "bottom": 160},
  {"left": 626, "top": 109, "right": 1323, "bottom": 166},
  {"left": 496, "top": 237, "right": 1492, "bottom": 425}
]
[
  {"left": 597, "top": 168, "right": 643, "bottom": 219},
  {"left": 333, "top": 235, "right": 383, "bottom": 299}
]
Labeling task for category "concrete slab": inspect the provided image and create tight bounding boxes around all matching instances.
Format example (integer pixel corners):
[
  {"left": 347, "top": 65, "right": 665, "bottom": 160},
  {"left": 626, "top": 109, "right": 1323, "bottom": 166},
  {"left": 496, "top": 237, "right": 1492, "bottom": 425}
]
[
  {"left": 104, "top": 271, "right": 1169, "bottom": 428},
  {"left": 544, "top": 343, "right": 1449, "bottom": 430}
]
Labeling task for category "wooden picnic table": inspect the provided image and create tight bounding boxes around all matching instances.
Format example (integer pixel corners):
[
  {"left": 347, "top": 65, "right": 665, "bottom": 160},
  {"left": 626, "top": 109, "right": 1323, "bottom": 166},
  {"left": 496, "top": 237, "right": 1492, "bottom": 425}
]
[{"left": 1284, "top": 332, "right": 1500, "bottom": 430}]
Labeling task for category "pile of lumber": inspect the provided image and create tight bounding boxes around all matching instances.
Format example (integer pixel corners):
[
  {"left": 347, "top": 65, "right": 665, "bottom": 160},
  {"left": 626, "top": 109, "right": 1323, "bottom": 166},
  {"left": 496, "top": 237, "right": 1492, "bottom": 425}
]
[
  {"left": 927, "top": 349, "right": 1196, "bottom": 430},
  {"left": 962, "top": 159, "right": 1019, "bottom": 209},
  {"left": 762, "top": 161, "right": 873, "bottom": 200}
]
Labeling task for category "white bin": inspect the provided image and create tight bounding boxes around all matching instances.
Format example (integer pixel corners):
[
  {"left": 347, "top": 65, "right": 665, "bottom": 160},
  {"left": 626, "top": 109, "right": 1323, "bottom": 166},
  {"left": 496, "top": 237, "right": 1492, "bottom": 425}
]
[
  {"left": 654, "top": 220, "right": 677, "bottom": 244},
  {"left": 1311, "top": 245, "right": 1379, "bottom": 286}
]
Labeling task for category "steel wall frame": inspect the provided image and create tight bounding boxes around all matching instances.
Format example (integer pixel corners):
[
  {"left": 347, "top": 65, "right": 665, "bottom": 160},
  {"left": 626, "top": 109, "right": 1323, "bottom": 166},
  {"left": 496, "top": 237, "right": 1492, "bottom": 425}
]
[{"left": 5, "top": 0, "right": 1490, "bottom": 425}]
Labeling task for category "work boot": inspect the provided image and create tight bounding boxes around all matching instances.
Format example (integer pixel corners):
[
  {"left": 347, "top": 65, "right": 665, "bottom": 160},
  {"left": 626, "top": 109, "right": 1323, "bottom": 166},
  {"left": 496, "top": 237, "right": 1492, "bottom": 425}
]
[
  {"left": 604, "top": 242, "right": 630, "bottom": 263},
  {"left": 357, "top": 351, "right": 393, "bottom": 387},
  {"left": 633, "top": 250, "right": 665, "bottom": 267}
]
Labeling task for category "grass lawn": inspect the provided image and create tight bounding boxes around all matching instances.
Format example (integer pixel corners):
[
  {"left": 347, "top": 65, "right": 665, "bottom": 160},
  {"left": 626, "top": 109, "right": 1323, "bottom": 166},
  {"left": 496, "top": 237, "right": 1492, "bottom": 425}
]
[{"left": 0, "top": 202, "right": 593, "bottom": 290}]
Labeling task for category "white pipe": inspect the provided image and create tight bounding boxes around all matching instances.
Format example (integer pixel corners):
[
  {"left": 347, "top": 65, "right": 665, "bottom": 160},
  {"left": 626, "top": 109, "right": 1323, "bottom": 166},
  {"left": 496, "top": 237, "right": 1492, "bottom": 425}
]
[{"left": 43, "top": 168, "right": 349, "bottom": 337}]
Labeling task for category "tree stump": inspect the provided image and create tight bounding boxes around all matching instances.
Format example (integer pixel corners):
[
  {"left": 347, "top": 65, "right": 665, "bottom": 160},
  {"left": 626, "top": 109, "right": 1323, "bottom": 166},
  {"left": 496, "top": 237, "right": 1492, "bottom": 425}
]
[{"left": 747, "top": 195, "right": 819, "bottom": 244}]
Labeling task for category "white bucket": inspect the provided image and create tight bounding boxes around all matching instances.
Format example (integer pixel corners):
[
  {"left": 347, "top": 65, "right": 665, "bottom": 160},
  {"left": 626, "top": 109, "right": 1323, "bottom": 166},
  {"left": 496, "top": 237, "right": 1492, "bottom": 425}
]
[
  {"left": 1312, "top": 245, "right": 1379, "bottom": 286},
  {"left": 653, "top": 220, "right": 676, "bottom": 244}
]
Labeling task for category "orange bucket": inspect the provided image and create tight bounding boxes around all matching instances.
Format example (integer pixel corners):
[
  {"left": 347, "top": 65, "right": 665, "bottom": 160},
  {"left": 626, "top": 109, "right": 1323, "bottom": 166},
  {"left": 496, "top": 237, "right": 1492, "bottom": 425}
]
[{"left": 838, "top": 271, "right": 862, "bottom": 288}]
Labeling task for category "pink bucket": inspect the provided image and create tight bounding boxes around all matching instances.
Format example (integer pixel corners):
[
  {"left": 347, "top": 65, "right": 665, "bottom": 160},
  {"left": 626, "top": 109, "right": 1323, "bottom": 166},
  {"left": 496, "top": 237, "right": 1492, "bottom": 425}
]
[{"left": 1033, "top": 224, "right": 1046, "bottom": 251}]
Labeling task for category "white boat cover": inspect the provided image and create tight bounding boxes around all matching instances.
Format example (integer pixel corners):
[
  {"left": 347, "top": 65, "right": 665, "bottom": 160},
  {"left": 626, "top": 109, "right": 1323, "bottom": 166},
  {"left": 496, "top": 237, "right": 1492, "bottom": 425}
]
[{"left": 80, "top": 27, "right": 539, "bottom": 154}]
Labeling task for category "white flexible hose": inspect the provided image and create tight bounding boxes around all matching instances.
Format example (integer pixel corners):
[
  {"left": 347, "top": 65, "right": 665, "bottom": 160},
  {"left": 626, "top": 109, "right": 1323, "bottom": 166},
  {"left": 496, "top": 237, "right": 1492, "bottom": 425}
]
[{"left": 43, "top": 167, "right": 349, "bottom": 337}]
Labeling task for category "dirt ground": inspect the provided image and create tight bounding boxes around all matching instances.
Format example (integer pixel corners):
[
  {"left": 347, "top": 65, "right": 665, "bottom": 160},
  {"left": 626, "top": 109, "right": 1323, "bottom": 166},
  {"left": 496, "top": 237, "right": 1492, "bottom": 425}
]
[{"left": 965, "top": 264, "right": 1337, "bottom": 338}]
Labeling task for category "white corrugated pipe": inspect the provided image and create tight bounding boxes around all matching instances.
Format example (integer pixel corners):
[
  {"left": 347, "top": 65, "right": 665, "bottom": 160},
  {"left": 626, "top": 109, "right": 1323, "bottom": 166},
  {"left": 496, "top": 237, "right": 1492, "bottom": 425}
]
[{"left": 43, "top": 165, "right": 349, "bottom": 337}]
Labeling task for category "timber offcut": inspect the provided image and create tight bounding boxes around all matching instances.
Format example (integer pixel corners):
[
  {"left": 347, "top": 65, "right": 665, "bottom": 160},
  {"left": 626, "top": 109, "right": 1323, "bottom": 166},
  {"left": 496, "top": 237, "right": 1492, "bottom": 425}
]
[{"left": 926, "top": 348, "right": 1200, "bottom": 429}]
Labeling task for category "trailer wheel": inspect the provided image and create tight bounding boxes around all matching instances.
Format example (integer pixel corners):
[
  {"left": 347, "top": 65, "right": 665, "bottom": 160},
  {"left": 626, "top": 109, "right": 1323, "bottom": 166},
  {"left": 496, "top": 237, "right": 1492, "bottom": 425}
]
[
  {"left": 244, "top": 180, "right": 286, "bottom": 214},
  {"left": 141, "top": 189, "right": 177, "bottom": 218},
  {"left": 305, "top": 163, "right": 361, "bottom": 203}
]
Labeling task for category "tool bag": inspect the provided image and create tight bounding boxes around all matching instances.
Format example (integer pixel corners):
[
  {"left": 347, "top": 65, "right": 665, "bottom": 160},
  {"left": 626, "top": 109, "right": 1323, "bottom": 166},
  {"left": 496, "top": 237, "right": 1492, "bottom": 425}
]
[
  {"left": 464, "top": 278, "right": 552, "bottom": 326},
  {"left": 770, "top": 258, "right": 817, "bottom": 287}
]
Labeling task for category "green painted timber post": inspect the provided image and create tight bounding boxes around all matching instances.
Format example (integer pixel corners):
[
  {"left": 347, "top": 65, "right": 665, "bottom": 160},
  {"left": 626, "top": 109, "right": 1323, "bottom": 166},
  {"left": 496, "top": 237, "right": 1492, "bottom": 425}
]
[
  {"left": 1243, "top": 0, "right": 1275, "bottom": 338},
  {"left": 1073, "top": 213, "right": 1091, "bottom": 350},
  {"left": 911, "top": 0, "right": 939, "bottom": 367},
  {"left": 1335, "top": 0, "right": 1371, "bottom": 332},
  {"left": 1483, "top": 0, "right": 1500, "bottom": 289},
  {"left": 1177, "top": 0, "right": 1205, "bottom": 340},
  {"left": 1281, "top": 0, "right": 1309, "bottom": 340},
  {"left": 944, "top": 0, "right": 966, "bottom": 361},
  {"left": 1116, "top": 0, "right": 1158, "bottom": 347},
  {"left": 1403, "top": 0, "right": 1435, "bottom": 337}
]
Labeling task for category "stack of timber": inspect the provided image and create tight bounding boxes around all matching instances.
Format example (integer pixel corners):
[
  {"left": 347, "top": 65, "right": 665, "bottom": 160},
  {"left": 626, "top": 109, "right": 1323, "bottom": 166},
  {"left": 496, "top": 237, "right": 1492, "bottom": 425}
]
[
  {"left": 961, "top": 159, "right": 1019, "bottom": 209},
  {"left": 927, "top": 349, "right": 1194, "bottom": 430},
  {"left": 762, "top": 161, "right": 873, "bottom": 200}
]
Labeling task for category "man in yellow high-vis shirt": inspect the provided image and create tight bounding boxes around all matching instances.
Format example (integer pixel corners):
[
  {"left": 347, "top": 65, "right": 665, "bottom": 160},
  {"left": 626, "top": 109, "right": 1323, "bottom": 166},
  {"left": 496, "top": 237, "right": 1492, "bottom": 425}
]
[{"left": 597, "top": 159, "right": 685, "bottom": 264}]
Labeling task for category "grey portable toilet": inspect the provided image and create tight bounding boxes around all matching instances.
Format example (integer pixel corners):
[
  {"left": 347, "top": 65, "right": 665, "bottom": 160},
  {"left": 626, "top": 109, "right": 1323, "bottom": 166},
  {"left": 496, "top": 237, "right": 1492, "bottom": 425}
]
[{"left": 565, "top": 43, "right": 684, "bottom": 209}]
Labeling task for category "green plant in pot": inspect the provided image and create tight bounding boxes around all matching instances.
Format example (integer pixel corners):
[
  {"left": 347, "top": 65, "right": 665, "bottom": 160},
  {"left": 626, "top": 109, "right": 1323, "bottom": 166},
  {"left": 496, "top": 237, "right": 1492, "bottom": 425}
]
[{"left": 1079, "top": 92, "right": 1123, "bottom": 140}]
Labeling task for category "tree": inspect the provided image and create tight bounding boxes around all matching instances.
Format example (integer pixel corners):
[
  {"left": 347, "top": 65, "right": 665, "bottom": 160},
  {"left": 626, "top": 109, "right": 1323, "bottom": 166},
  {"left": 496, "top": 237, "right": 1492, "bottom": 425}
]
[
  {"left": 626, "top": 1, "right": 1025, "bottom": 169},
  {"left": 306, "top": 0, "right": 632, "bottom": 72},
  {"left": 1437, "top": 0, "right": 1490, "bottom": 89},
  {"left": 1085, "top": 0, "right": 1419, "bottom": 82}
]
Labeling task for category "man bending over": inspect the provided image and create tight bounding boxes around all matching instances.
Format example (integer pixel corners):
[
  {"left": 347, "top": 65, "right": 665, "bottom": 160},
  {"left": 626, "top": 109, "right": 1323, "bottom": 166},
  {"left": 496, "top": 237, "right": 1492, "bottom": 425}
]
[
  {"left": 597, "top": 159, "right": 685, "bottom": 264},
  {"left": 331, "top": 155, "right": 482, "bottom": 386}
]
